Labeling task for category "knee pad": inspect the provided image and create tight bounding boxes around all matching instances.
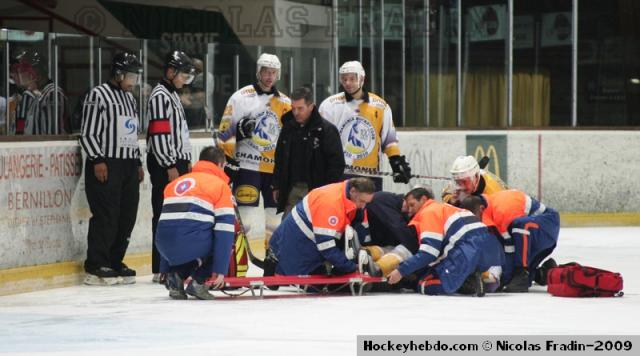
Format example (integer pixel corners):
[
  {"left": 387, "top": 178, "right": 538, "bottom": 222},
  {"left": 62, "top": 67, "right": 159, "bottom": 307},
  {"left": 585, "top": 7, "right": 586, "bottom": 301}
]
[
  {"left": 364, "top": 245, "right": 385, "bottom": 261},
  {"left": 376, "top": 254, "right": 402, "bottom": 277}
]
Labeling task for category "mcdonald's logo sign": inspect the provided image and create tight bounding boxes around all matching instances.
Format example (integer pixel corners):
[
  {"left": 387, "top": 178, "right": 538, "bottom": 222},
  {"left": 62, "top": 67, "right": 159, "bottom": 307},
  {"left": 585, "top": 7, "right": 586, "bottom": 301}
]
[{"left": 466, "top": 135, "right": 508, "bottom": 182}]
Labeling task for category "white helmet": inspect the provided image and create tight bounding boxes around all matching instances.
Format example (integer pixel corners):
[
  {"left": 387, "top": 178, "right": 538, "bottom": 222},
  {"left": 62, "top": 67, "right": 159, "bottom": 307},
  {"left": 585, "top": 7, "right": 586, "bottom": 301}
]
[
  {"left": 450, "top": 155, "right": 480, "bottom": 180},
  {"left": 256, "top": 53, "right": 281, "bottom": 80},
  {"left": 339, "top": 60, "right": 365, "bottom": 87}
]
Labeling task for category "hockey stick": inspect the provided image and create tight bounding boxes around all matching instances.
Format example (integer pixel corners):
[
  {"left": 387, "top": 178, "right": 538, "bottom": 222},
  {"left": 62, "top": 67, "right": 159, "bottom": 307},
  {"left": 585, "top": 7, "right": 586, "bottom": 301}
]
[
  {"left": 233, "top": 203, "right": 265, "bottom": 270},
  {"left": 348, "top": 155, "right": 490, "bottom": 181},
  {"left": 213, "top": 127, "right": 266, "bottom": 269}
]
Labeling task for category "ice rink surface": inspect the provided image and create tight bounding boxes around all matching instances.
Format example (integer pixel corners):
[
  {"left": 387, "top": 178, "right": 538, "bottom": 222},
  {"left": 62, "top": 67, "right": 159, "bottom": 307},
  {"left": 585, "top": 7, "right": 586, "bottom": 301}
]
[{"left": 1, "top": 227, "right": 638, "bottom": 356}]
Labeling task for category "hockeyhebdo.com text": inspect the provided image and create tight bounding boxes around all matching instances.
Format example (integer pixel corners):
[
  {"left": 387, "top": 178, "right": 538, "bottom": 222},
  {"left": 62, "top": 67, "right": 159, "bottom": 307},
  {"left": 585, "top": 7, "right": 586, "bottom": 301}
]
[{"left": 357, "top": 335, "right": 636, "bottom": 355}]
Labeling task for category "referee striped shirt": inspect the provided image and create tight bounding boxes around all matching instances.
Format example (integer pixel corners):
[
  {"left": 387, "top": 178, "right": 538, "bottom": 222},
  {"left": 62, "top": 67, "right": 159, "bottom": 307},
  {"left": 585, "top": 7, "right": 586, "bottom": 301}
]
[
  {"left": 146, "top": 81, "right": 192, "bottom": 168},
  {"left": 79, "top": 82, "right": 142, "bottom": 162},
  {"left": 16, "top": 90, "right": 38, "bottom": 135},
  {"left": 38, "top": 81, "right": 68, "bottom": 135}
]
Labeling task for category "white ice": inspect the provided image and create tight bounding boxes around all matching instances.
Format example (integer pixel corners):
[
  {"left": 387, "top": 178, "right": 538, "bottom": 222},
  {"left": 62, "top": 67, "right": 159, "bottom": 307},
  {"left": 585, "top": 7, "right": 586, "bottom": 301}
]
[{"left": 1, "top": 227, "right": 638, "bottom": 356}]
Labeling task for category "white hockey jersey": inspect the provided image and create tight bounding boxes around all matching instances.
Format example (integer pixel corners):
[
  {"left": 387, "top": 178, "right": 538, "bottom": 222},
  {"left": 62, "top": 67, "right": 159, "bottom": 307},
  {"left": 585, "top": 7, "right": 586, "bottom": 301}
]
[
  {"left": 319, "top": 91, "right": 401, "bottom": 175},
  {"left": 218, "top": 84, "right": 291, "bottom": 173}
]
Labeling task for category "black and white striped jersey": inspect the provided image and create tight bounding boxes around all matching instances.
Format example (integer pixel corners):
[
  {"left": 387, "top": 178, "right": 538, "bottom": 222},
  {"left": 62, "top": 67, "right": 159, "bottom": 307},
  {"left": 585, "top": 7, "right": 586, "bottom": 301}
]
[
  {"left": 146, "top": 81, "right": 192, "bottom": 168},
  {"left": 16, "top": 90, "right": 38, "bottom": 135},
  {"left": 38, "top": 81, "right": 68, "bottom": 135},
  {"left": 79, "top": 82, "right": 142, "bottom": 162}
]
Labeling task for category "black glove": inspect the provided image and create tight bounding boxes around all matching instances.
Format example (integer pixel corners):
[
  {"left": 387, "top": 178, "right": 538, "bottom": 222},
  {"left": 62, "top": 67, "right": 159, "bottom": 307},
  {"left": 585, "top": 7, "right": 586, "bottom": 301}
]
[
  {"left": 224, "top": 156, "right": 240, "bottom": 183},
  {"left": 389, "top": 155, "right": 412, "bottom": 184},
  {"left": 236, "top": 116, "right": 255, "bottom": 141}
]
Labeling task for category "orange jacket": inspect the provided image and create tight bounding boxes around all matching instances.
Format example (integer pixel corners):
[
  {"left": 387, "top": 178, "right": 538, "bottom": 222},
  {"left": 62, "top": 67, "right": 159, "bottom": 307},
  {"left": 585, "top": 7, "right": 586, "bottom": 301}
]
[
  {"left": 398, "top": 199, "right": 486, "bottom": 276},
  {"left": 156, "top": 161, "right": 235, "bottom": 274}
]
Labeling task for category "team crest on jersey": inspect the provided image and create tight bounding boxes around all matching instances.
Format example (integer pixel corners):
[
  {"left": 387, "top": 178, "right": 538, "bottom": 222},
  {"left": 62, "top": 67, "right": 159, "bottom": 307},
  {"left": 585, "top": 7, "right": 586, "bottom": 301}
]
[
  {"left": 174, "top": 178, "right": 196, "bottom": 196},
  {"left": 339, "top": 116, "right": 376, "bottom": 160},
  {"left": 249, "top": 110, "right": 279, "bottom": 152}
]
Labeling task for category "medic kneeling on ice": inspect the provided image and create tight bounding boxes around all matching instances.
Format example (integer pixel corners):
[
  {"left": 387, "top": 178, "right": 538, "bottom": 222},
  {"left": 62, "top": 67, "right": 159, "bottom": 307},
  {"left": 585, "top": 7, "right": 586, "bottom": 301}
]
[
  {"left": 156, "top": 147, "right": 235, "bottom": 300},
  {"left": 268, "top": 178, "right": 375, "bottom": 275},
  {"left": 387, "top": 187, "right": 504, "bottom": 296},
  {"left": 460, "top": 190, "right": 559, "bottom": 293}
]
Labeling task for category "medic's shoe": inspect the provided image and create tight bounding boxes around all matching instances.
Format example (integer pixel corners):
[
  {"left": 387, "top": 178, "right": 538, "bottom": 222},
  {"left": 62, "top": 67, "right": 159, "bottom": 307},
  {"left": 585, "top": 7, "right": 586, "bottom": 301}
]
[
  {"left": 534, "top": 258, "right": 557, "bottom": 286},
  {"left": 186, "top": 280, "right": 215, "bottom": 300}
]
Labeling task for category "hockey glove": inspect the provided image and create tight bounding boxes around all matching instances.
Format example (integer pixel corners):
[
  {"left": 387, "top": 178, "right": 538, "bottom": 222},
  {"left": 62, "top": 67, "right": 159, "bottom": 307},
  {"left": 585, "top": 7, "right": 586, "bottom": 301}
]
[
  {"left": 224, "top": 156, "right": 240, "bottom": 183},
  {"left": 236, "top": 116, "right": 256, "bottom": 141},
  {"left": 389, "top": 155, "right": 412, "bottom": 184}
]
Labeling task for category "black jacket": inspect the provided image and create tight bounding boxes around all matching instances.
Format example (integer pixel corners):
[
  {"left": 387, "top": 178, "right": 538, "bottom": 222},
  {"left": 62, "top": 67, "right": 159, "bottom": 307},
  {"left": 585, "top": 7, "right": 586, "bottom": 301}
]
[
  {"left": 365, "top": 192, "right": 419, "bottom": 253},
  {"left": 273, "top": 106, "right": 345, "bottom": 213}
]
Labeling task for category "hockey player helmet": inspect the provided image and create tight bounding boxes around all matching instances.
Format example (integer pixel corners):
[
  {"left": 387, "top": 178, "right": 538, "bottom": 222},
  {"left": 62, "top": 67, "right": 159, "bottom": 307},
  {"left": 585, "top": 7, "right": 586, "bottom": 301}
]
[
  {"left": 11, "top": 49, "right": 45, "bottom": 87},
  {"left": 256, "top": 53, "right": 281, "bottom": 81},
  {"left": 450, "top": 155, "right": 481, "bottom": 194},
  {"left": 339, "top": 60, "right": 366, "bottom": 88}
]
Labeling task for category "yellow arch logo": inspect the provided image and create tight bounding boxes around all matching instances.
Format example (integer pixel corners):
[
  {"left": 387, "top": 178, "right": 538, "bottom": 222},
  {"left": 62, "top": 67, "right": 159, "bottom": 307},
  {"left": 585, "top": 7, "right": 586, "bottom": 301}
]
[{"left": 474, "top": 144, "right": 501, "bottom": 178}]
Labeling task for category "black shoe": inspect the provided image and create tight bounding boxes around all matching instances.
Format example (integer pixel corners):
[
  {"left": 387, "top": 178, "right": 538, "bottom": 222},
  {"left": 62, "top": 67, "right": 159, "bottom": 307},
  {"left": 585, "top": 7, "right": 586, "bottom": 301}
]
[
  {"left": 84, "top": 267, "right": 119, "bottom": 285},
  {"left": 115, "top": 264, "right": 136, "bottom": 284},
  {"left": 534, "top": 258, "right": 557, "bottom": 286},
  {"left": 263, "top": 248, "right": 279, "bottom": 291},
  {"left": 458, "top": 272, "right": 485, "bottom": 297},
  {"left": 502, "top": 267, "right": 530, "bottom": 293},
  {"left": 457, "top": 273, "right": 478, "bottom": 295},
  {"left": 166, "top": 272, "right": 187, "bottom": 300}
]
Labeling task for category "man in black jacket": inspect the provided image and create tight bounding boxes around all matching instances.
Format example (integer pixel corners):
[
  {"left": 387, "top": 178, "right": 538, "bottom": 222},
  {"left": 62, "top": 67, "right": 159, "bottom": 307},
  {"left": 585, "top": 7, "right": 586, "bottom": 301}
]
[
  {"left": 272, "top": 87, "right": 345, "bottom": 217},
  {"left": 358, "top": 191, "right": 419, "bottom": 277}
]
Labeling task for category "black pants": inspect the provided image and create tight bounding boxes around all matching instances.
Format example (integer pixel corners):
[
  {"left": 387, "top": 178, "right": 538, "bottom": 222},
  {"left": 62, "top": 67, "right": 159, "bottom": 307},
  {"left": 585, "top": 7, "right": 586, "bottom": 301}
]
[
  {"left": 84, "top": 158, "right": 140, "bottom": 272},
  {"left": 147, "top": 153, "right": 190, "bottom": 273}
]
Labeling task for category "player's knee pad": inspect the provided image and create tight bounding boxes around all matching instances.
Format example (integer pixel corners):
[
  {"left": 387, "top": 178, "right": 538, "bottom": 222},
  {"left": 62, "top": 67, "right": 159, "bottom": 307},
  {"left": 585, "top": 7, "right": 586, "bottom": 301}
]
[
  {"left": 364, "top": 245, "right": 385, "bottom": 261},
  {"left": 376, "top": 253, "right": 403, "bottom": 277}
]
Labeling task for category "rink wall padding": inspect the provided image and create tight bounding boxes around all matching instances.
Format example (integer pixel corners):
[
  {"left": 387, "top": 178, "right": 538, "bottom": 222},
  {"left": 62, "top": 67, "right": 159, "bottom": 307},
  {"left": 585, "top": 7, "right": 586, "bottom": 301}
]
[{"left": 1, "top": 131, "right": 638, "bottom": 295}]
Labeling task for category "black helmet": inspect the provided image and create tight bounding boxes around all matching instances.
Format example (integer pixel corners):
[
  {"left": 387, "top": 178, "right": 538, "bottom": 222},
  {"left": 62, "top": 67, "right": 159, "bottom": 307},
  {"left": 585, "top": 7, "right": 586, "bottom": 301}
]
[
  {"left": 112, "top": 52, "right": 143, "bottom": 76},
  {"left": 164, "top": 50, "right": 195, "bottom": 75}
]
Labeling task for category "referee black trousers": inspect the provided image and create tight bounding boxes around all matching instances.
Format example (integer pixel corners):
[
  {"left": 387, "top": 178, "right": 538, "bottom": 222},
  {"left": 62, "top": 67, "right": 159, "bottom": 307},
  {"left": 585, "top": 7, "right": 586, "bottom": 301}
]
[
  {"left": 148, "top": 153, "right": 190, "bottom": 273},
  {"left": 84, "top": 158, "right": 140, "bottom": 272}
]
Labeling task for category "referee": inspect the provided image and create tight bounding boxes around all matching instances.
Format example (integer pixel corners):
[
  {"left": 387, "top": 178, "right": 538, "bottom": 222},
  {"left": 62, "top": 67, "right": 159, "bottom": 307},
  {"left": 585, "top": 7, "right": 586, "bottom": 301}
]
[
  {"left": 79, "top": 52, "right": 144, "bottom": 285},
  {"left": 146, "top": 50, "right": 196, "bottom": 282}
]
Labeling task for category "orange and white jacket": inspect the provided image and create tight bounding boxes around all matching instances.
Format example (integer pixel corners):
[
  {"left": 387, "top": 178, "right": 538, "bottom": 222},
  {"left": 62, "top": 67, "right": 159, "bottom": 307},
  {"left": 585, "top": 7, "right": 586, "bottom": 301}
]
[
  {"left": 397, "top": 199, "right": 488, "bottom": 276},
  {"left": 155, "top": 160, "right": 235, "bottom": 274}
]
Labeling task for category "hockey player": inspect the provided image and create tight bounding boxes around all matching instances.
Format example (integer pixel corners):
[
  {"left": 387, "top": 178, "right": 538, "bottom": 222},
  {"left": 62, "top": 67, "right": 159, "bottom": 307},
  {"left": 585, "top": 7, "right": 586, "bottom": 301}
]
[
  {"left": 217, "top": 53, "right": 291, "bottom": 250},
  {"left": 387, "top": 187, "right": 504, "bottom": 296},
  {"left": 11, "top": 50, "right": 68, "bottom": 135},
  {"left": 442, "top": 155, "right": 507, "bottom": 206},
  {"left": 318, "top": 61, "right": 411, "bottom": 190},
  {"left": 357, "top": 191, "right": 419, "bottom": 277},
  {"left": 460, "top": 190, "right": 559, "bottom": 292},
  {"left": 156, "top": 147, "right": 235, "bottom": 300},
  {"left": 268, "top": 178, "right": 375, "bottom": 275}
]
